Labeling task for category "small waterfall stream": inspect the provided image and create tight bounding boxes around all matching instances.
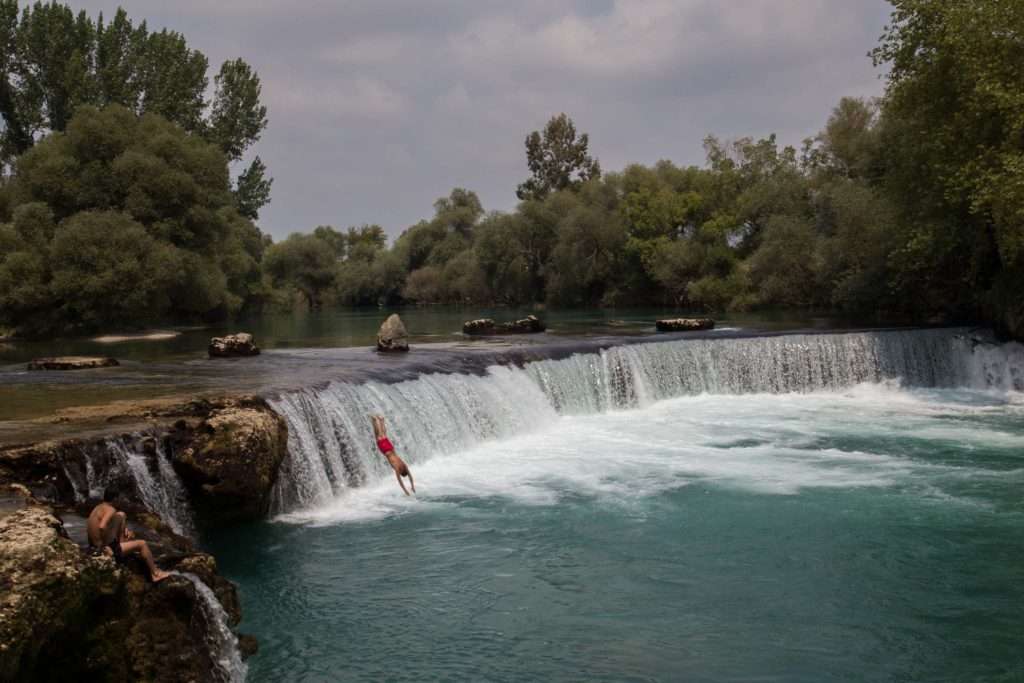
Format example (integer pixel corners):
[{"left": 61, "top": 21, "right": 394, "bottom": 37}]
[
  {"left": 177, "top": 572, "right": 248, "bottom": 683},
  {"left": 62, "top": 435, "right": 195, "bottom": 537},
  {"left": 267, "top": 328, "right": 1024, "bottom": 514}
]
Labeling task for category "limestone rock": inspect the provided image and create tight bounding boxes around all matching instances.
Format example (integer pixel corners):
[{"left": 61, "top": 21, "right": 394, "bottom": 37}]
[
  {"left": 463, "top": 318, "right": 496, "bottom": 335},
  {"left": 655, "top": 318, "right": 715, "bottom": 332},
  {"left": 172, "top": 400, "right": 288, "bottom": 520},
  {"left": 27, "top": 356, "right": 119, "bottom": 371},
  {"left": 208, "top": 333, "right": 260, "bottom": 358},
  {"left": 376, "top": 314, "right": 410, "bottom": 352},
  {"left": 463, "top": 315, "right": 546, "bottom": 335}
]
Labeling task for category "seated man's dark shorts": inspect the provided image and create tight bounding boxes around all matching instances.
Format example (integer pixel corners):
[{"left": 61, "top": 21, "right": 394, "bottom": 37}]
[{"left": 90, "top": 540, "right": 125, "bottom": 563}]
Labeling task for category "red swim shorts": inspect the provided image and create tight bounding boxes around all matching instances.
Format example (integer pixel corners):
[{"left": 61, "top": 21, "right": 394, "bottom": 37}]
[{"left": 376, "top": 436, "right": 394, "bottom": 454}]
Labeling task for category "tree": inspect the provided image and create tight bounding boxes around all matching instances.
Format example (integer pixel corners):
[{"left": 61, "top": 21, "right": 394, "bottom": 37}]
[
  {"left": 262, "top": 233, "right": 337, "bottom": 308},
  {"left": 0, "top": 104, "right": 264, "bottom": 333},
  {"left": 208, "top": 58, "right": 268, "bottom": 161},
  {"left": 872, "top": 0, "right": 1024, "bottom": 335},
  {"left": 0, "top": 0, "right": 270, "bottom": 204},
  {"left": 234, "top": 156, "right": 272, "bottom": 220},
  {"left": 516, "top": 113, "right": 601, "bottom": 201}
]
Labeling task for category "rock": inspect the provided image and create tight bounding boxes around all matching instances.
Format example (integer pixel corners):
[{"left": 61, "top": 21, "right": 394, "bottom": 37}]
[
  {"left": 237, "top": 633, "right": 259, "bottom": 659},
  {"left": 463, "top": 318, "right": 496, "bottom": 335},
  {"left": 376, "top": 314, "right": 409, "bottom": 352},
  {"left": 500, "top": 315, "right": 546, "bottom": 334},
  {"left": 26, "top": 356, "right": 119, "bottom": 371},
  {"left": 172, "top": 399, "right": 288, "bottom": 521},
  {"left": 463, "top": 315, "right": 546, "bottom": 335},
  {"left": 655, "top": 318, "right": 715, "bottom": 332},
  {"left": 207, "top": 333, "right": 259, "bottom": 358}
]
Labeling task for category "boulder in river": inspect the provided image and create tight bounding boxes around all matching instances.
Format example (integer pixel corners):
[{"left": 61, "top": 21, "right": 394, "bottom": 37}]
[
  {"left": 208, "top": 332, "right": 260, "bottom": 358},
  {"left": 171, "top": 399, "right": 288, "bottom": 521},
  {"left": 463, "top": 318, "right": 496, "bottom": 335},
  {"left": 463, "top": 315, "right": 546, "bottom": 335},
  {"left": 376, "top": 314, "right": 409, "bottom": 352},
  {"left": 27, "top": 356, "right": 119, "bottom": 371},
  {"left": 655, "top": 318, "right": 715, "bottom": 332}
]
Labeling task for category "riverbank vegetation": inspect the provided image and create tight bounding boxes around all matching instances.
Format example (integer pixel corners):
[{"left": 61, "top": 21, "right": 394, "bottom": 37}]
[{"left": 0, "top": 0, "right": 1021, "bottom": 339}]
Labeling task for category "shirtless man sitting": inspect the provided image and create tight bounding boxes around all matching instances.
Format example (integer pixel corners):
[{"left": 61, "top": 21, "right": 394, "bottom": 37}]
[
  {"left": 371, "top": 415, "right": 416, "bottom": 496},
  {"left": 87, "top": 486, "right": 169, "bottom": 583}
]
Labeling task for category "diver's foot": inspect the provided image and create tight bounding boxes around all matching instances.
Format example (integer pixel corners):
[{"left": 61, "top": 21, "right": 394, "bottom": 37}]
[{"left": 151, "top": 569, "right": 170, "bottom": 583}]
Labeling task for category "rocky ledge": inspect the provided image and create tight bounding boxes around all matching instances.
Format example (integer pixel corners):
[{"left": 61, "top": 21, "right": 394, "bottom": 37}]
[
  {"left": 0, "top": 487, "right": 247, "bottom": 682},
  {"left": 655, "top": 318, "right": 715, "bottom": 332},
  {"left": 0, "top": 395, "right": 291, "bottom": 681},
  {"left": 26, "top": 356, "right": 120, "bottom": 371}
]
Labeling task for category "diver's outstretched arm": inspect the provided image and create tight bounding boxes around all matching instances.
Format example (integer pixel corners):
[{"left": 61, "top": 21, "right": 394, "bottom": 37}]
[
  {"left": 396, "top": 470, "right": 409, "bottom": 496},
  {"left": 407, "top": 470, "right": 415, "bottom": 494}
]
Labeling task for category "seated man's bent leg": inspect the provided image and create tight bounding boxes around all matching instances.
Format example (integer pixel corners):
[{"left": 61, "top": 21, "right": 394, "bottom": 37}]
[{"left": 119, "top": 539, "right": 170, "bottom": 582}]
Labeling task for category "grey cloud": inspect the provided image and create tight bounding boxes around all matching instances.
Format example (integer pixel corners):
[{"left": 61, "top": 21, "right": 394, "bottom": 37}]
[{"left": 72, "top": 0, "right": 892, "bottom": 240}]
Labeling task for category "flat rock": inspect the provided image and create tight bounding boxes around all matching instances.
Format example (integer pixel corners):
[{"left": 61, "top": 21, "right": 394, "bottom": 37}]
[
  {"left": 27, "top": 356, "right": 119, "bottom": 371},
  {"left": 464, "top": 315, "right": 546, "bottom": 335},
  {"left": 208, "top": 332, "right": 259, "bottom": 358},
  {"left": 655, "top": 318, "right": 715, "bottom": 332},
  {"left": 376, "top": 314, "right": 409, "bottom": 352}
]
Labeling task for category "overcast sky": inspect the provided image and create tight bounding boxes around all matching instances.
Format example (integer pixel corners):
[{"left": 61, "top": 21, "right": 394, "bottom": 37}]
[{"left": 75, "top": 1, "right": 893, "bottom": 240}]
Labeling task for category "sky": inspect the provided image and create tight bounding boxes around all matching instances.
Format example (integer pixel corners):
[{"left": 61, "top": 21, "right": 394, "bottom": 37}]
[{"left": 74, "top": 0, "right": 893, "bottom": 241}]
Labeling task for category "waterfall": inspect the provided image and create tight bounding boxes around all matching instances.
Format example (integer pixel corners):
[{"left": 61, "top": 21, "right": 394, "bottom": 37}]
[
  {"left": 63, "top": 435, "right": 195, "bottom": 537},
  {"left": 268, "top": 328, "right": 1024, "bottom": 513},
  {"left": 176, "top": 572, "right": 248, "bottom": 683}
]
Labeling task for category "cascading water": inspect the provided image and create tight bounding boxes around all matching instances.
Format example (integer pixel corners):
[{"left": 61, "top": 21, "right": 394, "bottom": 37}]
[
  {"left": 63, "top": 435, "right": 195, "bottom": 537},
  {"left": 268, "top": 328, "right": 1024, "bottom": 513},
  {"left": 176, "top": 573, "right": 248, "bottom": 683}
]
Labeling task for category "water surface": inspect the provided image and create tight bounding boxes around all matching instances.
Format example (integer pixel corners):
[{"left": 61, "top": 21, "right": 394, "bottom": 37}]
[{"left": 208, "top": 383, "right": 1024, "bottom": 682}]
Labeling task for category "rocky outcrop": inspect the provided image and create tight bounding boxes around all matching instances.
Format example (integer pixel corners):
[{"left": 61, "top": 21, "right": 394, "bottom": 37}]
[
  {"left": 0, "top": 490, "right": 245, "bottom": 683},
  {"left": 26, "top": 356, "right": 119, "bottom": 371},
  {"left": 655, "top": 318, "right": 715, "bottom": 332},
  {"left": 463, "top": 315, "right": 546, "bottom": 335},
  {"left": 171, "top": 398, "right": 288, "bottom": 521},
  {"left": 376, "top": 314, "right": 410, "bottom": 352},
  {"left": 208, "top": 333, "right": 260, "bottom": 358}
]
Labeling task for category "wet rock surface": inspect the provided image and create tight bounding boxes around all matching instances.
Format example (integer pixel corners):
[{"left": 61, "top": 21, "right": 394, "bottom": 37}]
[
  {"left": 26, "top": 356, "right": 119, "bottom": 371},
  {"left": 208, "top": 332, "right": 260, "bottom": 358},
  {"left": 0, "top": 488, "right": 243, "bottom": 682},
  {"left": 655, "top": 318, "right": 715, "bottom": 332},
  {"left": 171, "top": 397, "right": 288, "bottom": 521},
  {"left": 376, "top": 314, "right": 410, "bottom": 352},
  {"left": 463, "top": 315, "right": 546, "bottom": 335}
]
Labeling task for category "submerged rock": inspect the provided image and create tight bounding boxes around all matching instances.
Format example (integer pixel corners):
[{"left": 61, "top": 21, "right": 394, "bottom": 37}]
[
  {"left": 655, "top": 318, "right": 715, "bottom": 332},
  {"left": 208, "top": 333, "right": 260, "bottom": 358},
  {"left": 463, "top": 315, "right": 546, "bottom": 335},
  {"left": 172, "top": 399, "right": 288, "bottom": 521},
  {"left": 376, "top": 314, "right": 410, "bottom": 352},
  {"left": 26, "top": 356, "right": 119, "bottom": 371}
]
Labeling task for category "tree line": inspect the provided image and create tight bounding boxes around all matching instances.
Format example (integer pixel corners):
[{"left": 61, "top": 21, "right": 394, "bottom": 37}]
[{"left": 1, "top": 0, "right": 1021, "bottom": 340}]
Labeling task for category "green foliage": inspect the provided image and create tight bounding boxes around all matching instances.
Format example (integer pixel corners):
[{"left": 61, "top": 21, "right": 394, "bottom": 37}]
[
  {"left": 234, "top": 156, "right": 272, "bottom": 220},
  {"left": 0, "top": 1, "right": 270, "bottom": 199},
  {"left": 872, "top": 0, "right": 1024, "bottom": 333},
  {"left": 0, "top": 103, "right": 264, "bottom": 334},
  {"left": 262, "top": 233, "right": 337, "bottom": 309},
  {"left": 209, "top": 59, "right": 268, "bottom": 161},
  {"left": 516, "top": 113, "right": 601, "bottom": 201}
]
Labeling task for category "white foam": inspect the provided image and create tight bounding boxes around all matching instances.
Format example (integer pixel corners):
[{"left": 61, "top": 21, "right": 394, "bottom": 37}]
[{"left": 277, "top": 384, "right": 1019, "bottom": 526}]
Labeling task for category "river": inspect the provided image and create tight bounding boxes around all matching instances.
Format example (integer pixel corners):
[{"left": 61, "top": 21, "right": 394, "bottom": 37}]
[{"left": 181, "top": 324, "right": 1024, "bottom": 682}]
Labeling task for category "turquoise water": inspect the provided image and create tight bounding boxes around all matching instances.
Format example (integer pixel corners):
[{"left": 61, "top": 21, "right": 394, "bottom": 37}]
[{"left": 208, "top": 383, "right": 1024, "bottom": 682}]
